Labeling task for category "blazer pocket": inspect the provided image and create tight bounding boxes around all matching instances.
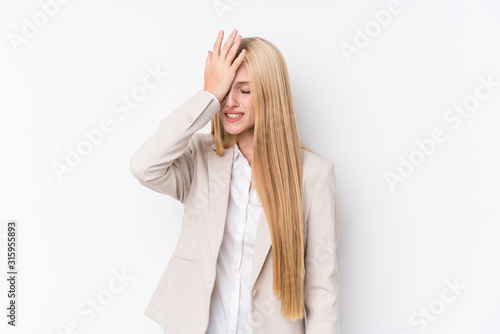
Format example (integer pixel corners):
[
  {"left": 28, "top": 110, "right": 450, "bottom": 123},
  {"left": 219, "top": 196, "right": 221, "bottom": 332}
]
[{"left": 172, "top": 253, "right": 200, "bottom": 263}]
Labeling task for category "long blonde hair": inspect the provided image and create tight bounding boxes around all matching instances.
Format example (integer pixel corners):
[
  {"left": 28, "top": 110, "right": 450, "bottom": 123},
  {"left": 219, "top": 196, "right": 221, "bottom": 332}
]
[{"left": 210, "top": 36, "right": 314, "bottom": 320}]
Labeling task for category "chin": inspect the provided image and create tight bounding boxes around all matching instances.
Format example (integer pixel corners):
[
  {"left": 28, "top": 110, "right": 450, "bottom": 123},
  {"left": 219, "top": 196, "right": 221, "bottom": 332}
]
[{"left": 223, "top": 127, "right": 242, "bottom": 135}]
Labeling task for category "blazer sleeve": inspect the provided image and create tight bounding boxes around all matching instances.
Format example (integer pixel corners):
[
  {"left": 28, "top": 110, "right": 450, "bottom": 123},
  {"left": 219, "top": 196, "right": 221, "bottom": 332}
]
[
  {"left": 129, "top": 90, "right": 220, "bottom": 203},
  {"left": 304, "top": 161, "right": 342, "bottom": 334}
]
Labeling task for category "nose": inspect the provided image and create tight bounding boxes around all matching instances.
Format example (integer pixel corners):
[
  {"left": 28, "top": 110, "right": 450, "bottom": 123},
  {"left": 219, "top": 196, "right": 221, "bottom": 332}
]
[{"left": 225, "top": 89, "right": 239, "bottom": 108}]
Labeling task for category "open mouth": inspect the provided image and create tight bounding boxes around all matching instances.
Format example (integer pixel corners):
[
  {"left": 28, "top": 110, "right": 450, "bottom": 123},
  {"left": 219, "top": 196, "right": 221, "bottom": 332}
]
[{"left": 224, "top": 112, "right": 244, "bottom": 121}]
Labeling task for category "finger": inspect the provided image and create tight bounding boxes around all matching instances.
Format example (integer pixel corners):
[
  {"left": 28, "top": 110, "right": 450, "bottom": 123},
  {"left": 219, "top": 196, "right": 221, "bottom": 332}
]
[
  {"left": 231, "top": 48, "right": 246, "bottom": 70},
  {"left": 220, "top": 29, "right": 238, "bottom": 59},
  {"left": 213, "top": 30, "right": 224, "bottom": 57},
  {"left": 225, "top": 34, "right": 241, "bottom": 65},
  {"left": 205, "top": 50, "right": 212, "bottom": 68}
]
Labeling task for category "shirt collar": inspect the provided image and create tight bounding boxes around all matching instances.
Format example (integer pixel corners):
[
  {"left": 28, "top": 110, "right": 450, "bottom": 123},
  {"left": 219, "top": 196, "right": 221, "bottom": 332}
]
[{"left": 233, "top": 142, "right": 242, "bottom": 163}]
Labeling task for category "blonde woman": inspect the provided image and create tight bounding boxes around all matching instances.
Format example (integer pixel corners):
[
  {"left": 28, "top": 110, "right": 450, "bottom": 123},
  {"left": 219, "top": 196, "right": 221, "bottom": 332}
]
[{"left": 130, "top": 29, "right": 342, "bottom": 334}]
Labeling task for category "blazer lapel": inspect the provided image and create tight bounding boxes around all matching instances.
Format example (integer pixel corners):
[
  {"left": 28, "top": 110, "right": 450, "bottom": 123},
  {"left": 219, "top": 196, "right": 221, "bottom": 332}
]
[
  {"left": 209, "top": 143, "right": 272, "bottom": 290},
  {"left": 250, "top": 208, "right": 272, "bottom": 289}
]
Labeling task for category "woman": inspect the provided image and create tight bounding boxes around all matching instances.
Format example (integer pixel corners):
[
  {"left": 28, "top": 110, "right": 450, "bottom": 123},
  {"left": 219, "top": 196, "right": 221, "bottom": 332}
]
[{"left": 130, "top": 29, "right": 341, "bottom": 334}]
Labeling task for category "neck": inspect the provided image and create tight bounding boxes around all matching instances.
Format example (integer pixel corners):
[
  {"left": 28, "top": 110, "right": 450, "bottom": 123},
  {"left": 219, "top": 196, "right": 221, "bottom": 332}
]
[{"left": 236, "top": 130, "right": 254, "bottom": 168}]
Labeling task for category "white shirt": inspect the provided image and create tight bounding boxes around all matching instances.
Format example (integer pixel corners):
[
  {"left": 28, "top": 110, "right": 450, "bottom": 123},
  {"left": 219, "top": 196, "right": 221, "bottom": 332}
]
[{"left": 205, "top": 136, "right": 263, "bottom": 334}]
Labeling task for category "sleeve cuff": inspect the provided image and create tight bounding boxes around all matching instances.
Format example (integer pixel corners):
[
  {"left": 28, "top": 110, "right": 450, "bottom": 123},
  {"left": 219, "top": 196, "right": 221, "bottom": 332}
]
[{"left": 203, "top": 90, "right": 220, "bottom": 107}]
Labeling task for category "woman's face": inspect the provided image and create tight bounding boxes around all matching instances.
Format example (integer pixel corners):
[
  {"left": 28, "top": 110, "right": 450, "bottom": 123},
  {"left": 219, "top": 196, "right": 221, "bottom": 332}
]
[{"left": 219, "top": 64, "right": 255, "bottom": 136}]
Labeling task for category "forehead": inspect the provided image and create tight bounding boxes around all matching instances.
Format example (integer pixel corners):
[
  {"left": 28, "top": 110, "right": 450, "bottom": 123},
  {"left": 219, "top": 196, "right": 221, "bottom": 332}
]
[{"left": 234, "top": 64, "right": 249, "bottom": 82}]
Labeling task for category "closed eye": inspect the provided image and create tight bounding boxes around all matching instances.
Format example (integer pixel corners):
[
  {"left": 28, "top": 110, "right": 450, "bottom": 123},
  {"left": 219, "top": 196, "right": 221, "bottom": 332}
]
[{"left": 241, "top": 90, "right": 250, "bottom": 94}]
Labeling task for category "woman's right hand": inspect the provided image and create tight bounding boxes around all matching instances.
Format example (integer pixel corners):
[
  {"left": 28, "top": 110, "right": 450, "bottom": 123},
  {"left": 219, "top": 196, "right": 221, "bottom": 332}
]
[{"left": 203, "top": 29, "right": 246, "bottom": 103}]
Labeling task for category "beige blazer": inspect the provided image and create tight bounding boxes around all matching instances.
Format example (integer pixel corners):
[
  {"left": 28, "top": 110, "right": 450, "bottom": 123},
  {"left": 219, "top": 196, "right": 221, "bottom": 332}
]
[{"left": 129, "top": 90, "right": 342, "bottom": 334}]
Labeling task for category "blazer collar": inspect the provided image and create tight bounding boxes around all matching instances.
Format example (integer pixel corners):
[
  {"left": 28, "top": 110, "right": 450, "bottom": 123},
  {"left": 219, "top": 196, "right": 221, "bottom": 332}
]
[
  {"left": 211, "top": 142, "right": 244, "bottom": 162},
  {"left": 208, "top": 142, "right": 272, "bottom": 290}
]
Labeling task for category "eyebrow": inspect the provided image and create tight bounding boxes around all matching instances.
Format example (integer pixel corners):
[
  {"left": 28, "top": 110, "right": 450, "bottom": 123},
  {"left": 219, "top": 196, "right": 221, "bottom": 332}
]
[{"left": 236, "top": 81, "right": 249, "bottom": 84}]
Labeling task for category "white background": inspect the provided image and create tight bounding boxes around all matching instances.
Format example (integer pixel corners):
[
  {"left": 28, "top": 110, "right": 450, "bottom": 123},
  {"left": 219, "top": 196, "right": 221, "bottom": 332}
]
[{"left": 1, "top": 0, "right": 499, "bottom": 333}]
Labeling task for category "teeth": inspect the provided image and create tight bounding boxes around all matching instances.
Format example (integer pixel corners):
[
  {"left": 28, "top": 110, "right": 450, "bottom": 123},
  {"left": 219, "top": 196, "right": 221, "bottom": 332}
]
[{"left": 226, "top": 113, "right": 243, "bottom": 118}]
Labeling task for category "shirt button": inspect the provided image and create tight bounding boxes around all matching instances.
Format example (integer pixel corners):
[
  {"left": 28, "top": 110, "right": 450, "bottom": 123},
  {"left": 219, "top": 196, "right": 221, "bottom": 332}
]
[
  {"left": 252, "top": 289, "right": 259, "bottom": 299},
  {"left": 186, "top": 115, "right": 193, "bottom": 123}
]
